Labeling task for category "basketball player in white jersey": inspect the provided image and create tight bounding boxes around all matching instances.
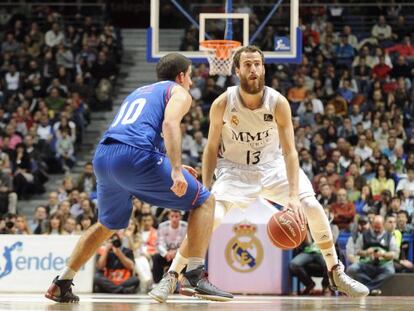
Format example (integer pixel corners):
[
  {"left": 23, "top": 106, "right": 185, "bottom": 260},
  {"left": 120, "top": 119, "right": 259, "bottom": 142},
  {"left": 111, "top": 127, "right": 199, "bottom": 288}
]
[{"left": 149, "top": 46, "right": 369, "bottom": 302}]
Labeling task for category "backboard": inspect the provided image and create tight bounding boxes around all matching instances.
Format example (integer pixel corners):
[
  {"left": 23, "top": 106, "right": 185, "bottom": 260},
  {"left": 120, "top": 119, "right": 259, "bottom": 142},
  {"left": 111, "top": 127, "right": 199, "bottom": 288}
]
[{"left": 148, "top": 0, "right": 302, "bottom": 64}]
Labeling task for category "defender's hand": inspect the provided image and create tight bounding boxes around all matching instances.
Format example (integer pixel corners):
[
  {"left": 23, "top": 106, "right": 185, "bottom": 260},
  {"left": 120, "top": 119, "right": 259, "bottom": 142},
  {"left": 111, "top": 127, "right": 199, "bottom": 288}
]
[{"left": 171, "top": 168, "right": 188, "bottom": 197}]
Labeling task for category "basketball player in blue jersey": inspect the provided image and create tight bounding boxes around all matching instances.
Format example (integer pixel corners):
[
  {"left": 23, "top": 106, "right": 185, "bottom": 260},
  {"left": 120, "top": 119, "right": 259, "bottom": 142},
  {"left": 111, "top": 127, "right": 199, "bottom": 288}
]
[{"left": 45, "top": 53, "right": 233, "bottom": 303}]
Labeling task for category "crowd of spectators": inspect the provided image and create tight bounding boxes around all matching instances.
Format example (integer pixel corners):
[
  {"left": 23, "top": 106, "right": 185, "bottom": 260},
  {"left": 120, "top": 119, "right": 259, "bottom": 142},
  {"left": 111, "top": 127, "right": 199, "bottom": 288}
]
[{"left": 0, "top": 8, "right": 121, "bottom": 212}]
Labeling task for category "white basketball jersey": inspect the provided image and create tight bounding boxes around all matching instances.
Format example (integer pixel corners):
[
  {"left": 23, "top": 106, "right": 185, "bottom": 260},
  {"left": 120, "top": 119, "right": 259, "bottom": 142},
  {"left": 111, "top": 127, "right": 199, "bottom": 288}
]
[{"left": 218, "top": 86, "right": 283, "bottom": 165}]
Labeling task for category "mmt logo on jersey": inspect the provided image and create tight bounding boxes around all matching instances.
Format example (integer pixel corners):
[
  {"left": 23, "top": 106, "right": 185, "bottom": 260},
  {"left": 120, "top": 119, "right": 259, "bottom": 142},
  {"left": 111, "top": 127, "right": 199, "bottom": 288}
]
[
  {"left": 0, "top": 241, "right": 69, "bottom": 280},
  {"left": 274, "top": 37, "right": 290, "bottom": 51}
]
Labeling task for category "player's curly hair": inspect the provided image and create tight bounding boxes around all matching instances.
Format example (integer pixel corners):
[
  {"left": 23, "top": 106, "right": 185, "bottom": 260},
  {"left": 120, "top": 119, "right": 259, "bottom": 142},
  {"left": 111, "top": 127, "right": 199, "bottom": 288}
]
[
  {"left": 156, "top": 53, "right": 192, "bottom": 81},
  {"left": 233, "top": 45, "right": 264, "bottom": 69}
]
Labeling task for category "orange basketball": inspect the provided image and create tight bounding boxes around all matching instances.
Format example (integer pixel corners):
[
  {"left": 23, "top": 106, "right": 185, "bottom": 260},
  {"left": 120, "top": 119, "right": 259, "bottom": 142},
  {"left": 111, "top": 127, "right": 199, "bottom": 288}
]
[{"left": 267, "top": 209, "right": 306, "bottom": 250}]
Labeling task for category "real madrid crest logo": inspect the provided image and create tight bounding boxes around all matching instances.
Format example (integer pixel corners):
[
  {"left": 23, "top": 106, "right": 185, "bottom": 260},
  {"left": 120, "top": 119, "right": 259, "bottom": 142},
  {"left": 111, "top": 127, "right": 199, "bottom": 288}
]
[
  {"left": 231, "top": 115, "right": 239, "bottom": 126},
  {"left": 225, "top": 221, "right": 264, "bottom": 273}
]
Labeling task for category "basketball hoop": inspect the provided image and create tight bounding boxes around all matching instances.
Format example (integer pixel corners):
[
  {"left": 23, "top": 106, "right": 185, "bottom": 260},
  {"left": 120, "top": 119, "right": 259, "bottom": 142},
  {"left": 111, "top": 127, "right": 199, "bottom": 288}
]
[{"left": 200, "top": 40, "right": 241, "bottom": 76}]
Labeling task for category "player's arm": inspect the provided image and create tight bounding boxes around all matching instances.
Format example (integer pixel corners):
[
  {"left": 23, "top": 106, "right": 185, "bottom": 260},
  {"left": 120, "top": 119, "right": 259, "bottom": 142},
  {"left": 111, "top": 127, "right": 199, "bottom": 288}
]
[
  {"left": 163, "top": 85, "right": 192, "bottom": 197},
  {"left": 275, "top": 95, "right": 299, "bottom": 198},
  {"left": 202, "top": 92, "right": 227, "bottom": 189},
  {"left": 275, "top": 95, "right": 305, "bottom": 224}
]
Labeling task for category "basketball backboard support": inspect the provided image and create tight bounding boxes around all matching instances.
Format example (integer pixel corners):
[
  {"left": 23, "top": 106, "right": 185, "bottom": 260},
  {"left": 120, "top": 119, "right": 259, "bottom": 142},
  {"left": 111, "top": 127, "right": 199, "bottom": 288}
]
[{"left": 148, "top": 0, "right": 302, "bottom": 64}]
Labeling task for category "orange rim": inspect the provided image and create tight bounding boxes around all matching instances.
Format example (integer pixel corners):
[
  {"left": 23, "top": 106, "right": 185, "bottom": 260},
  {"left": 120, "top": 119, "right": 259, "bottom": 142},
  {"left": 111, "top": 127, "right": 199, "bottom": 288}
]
[{"left": 200, "top": 40, "right": 241, "bottom": 60}]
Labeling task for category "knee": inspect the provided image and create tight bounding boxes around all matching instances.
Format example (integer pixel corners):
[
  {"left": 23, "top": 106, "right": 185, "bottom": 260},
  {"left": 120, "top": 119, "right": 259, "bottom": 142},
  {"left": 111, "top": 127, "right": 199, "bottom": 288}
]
[{"left": 289, "top": 261, "right": 300, "bottom": 272}]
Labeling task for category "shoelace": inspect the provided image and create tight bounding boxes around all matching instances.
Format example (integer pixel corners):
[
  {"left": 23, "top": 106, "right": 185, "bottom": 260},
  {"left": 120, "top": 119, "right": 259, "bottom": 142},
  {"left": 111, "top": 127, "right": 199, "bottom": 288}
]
[{"left": 159, "top": 274, "right": 176, "bottom": 294}]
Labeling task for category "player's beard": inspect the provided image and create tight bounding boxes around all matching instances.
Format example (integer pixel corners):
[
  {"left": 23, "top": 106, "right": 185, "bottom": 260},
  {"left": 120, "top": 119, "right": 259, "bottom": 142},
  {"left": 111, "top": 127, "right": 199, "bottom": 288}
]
[{"left": 239, "top": 73, "right": 265, "bottom": 94}]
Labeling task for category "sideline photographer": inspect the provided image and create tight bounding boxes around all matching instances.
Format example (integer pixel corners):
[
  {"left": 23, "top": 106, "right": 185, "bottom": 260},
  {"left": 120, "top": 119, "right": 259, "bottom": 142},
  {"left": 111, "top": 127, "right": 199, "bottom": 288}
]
[
  {"left": 94, "top": 232, "right": 139, "bottom": 293},
  {"left": 0, "top": 213, "right": 17, "bottom": 234},
  {"left": 346, "top": 215, "right": 398, "bottom": 295}
]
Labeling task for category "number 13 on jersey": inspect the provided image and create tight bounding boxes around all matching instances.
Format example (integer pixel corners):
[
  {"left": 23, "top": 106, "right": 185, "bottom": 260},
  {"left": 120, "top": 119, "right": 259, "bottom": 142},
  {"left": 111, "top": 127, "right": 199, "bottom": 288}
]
[{"left": 246, "top": 150, "right": 261, "bottom": 165}]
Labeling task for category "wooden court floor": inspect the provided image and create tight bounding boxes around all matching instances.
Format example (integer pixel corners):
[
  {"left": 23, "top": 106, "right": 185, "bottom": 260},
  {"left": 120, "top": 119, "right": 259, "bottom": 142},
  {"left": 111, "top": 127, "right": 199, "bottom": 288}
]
[{"left": 0, "top": 293, "right": 413, "bottom": 311}]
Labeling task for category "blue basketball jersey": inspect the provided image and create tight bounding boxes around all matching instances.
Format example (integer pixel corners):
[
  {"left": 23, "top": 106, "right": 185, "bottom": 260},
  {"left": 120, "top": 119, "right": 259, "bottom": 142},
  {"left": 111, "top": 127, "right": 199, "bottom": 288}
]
[{"left": 100, "top": 80, "right": 177, "bottom": 153}]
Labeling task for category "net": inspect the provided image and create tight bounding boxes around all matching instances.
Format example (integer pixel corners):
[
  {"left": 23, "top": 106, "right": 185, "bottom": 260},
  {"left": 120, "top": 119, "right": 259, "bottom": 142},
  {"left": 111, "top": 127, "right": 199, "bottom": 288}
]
[{"left": 200, "top": 40, "right": 241, "bottom": 76}]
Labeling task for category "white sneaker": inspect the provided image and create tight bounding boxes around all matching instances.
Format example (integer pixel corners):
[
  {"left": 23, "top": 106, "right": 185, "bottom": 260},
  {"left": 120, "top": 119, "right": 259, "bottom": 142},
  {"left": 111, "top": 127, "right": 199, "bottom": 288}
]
[
  {"left": 329, "top": 262, "right": 369, "bottom": 298},
  {"left": 148, "top": 271, "right": 178, "bottom": 303}
]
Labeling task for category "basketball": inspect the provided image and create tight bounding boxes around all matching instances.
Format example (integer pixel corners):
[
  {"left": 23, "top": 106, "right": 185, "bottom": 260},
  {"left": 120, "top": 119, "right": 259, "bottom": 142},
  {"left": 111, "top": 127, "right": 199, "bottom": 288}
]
[{"left": 267, "top": 209, "right": 306, "bottom": 250}]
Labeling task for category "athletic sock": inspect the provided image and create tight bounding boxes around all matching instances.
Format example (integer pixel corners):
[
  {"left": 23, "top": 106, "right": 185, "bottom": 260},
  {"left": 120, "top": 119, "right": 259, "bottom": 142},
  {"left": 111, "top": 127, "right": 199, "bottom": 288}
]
[
  {"left": 58, "top": 267, "right": 76, "bottom": 280},
  {"left": 168, "top": 251, "right": 188, "bottom": 274},
  {"left": 320, "top": 246, "right": 339, "bottom": 271},
  {"left": 186, "top": 257, "right": 205, "bottom": 272}
]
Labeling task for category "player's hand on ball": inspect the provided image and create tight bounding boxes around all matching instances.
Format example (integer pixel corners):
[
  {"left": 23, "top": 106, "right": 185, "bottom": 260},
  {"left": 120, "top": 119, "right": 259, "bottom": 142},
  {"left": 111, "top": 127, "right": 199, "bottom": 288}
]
[
  {"left": 182, "top": 165, "right": 198, "bottom": 178},
  {"left": 171, "top": 168, "right": 188, "bottom": 197},
  {"left": 286, "top": 196, "right": 306, "bottom": 226}
]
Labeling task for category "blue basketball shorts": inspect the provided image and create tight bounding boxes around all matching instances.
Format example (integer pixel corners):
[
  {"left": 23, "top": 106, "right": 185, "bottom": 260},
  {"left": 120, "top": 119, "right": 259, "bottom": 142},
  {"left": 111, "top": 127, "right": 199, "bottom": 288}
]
[{"left": 92, "top": 141, "right": 211, "bottom": 229}]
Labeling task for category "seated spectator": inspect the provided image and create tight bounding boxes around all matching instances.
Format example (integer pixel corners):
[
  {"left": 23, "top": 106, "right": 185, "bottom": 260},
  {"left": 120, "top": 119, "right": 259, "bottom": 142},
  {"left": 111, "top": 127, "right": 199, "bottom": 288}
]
[
  {"left": 396, "top": 210, "right": 413, "bottom": 234},
  {"left": 45, "top": 88, "right": 66, "bottom": 114},
  {"left": 2, "top": 33, "right": 19, "bottom": 54},
  {"left": 46, "top": 191, "right": 59, "bottom": 215},
  {"left": 382, "top": 136, "right": 398, "bottom": 159},
  {"left": 287, "top": 77, "right": 307, "bottom": 104},
  {"left": 370, "top": 15, "right": 393, "bottom": 45},
  {"left": 335, "top": 35, "right": 354, "bottom": 69},
  {"left": 346, "top": 215, "right": 398, "bottom": 295},
  {"left": 315, "top": 161, "right": 341, "bottom": 191},
  {"left": 330, "top": 188, "right": 356, "bottom": 231},
  {"left": 384, "top": 214, "right": 402, "bottom": 249},
  {"left": 391, "top": 16, "right": 411, "bottom": 43},
  {"left": 64, "top": 216, "right": 77, "bottom": 235},
  {"left": 152, "top": 210, "right": 187, "bottom": 284},
  {"left": 337, "top": 79, "right": 355, "bottom": 103},
  {"left": 76, "top": 162, "right": 97, "bottom": 197},
  {"left": 94, "top": 232, "right": 139, "bottom": 293},
  {"left": 0, "top": 169, "right": 17, "bottom": 215},
  {"left": 342, "top": 25, "right": 358, "bottom": 49},
  {"left": 385, "top": 35, "right": 414, "bottom": 59},
  {"left": 372, "top": 55, "right": 391, "bottom": 81},
  {"left": 76, "top": 198, "right": 96, "bottom": 224},
  {"left": 289, "top": 228, "right": 330, "bottom": 295},
  {"left": 344, "top": 176, "right": 360, "bottom": 203},
  {"left": 53, "top": 114, "right": 76, "bottom": 142},
  {"left": 317, "top": 183, "right": 336, "bottom": 208},
  {"left": 4, "top": 64, "right": 21, "bottom": 93},
  {"left": 15, "top": 215, "right": 31, "bottom": 234},
  {"left": 77, "top": 214, "right": 94, "bottom": 233},
  {"left": 140, "top": 213, "right": 158, "bottom": 256},
  {"left": 362, "top": 160, "right": 376, "bottom": 182},
  {"left": 12, "top": 143, "right": 34, "bottom": 199},
  {"left": 346, "top": 215, "right": 370, "bottom": 265},
  {"left": 369, "top": 164, "right": 395, "bottom": 197},
  {"left": 355, "top": 185, "right": 375, "bottom": 215},
  {"left": 29, "top": 205, "right": 48, "bottom": 234},
  {"left": 91, "top": 51, "right": 117, "bottom": 83},
  {"left": 46, "top": 212, "right": 66, "bottom": 235},
  {"left": 125, "top": 218, "right": 153, "bottom": 293},
  {"left": 299, "top": 149, "right": 313, "bottom": 181},
  {"left": 55, "top": 128, "right": 75, "bottom": 172},
  {"left": 354, "top": 135, "right": 372, "bottom": 162},
  {"left": 396, "top": 166, "right": 414, "bottom": 197},
  {"left": 45, "top": 22, "right": 64, "bottom": 48}
]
